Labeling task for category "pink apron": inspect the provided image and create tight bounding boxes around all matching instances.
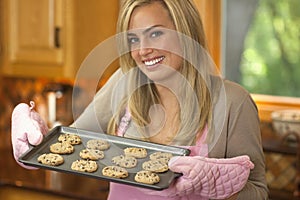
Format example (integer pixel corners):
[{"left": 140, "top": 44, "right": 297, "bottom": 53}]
[{"left": 108, "top": 109, "right": 209, "bottom": 200}]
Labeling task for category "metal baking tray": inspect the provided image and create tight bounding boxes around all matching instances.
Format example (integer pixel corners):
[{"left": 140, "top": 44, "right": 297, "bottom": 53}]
[{"left": 19, "top": 126, "right": 190, "bottom": 190}]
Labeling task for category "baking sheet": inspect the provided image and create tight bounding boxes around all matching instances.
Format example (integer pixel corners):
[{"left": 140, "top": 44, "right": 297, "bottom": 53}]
[{"left": 19, "top": 126, "right": 190, "bottom": 190}]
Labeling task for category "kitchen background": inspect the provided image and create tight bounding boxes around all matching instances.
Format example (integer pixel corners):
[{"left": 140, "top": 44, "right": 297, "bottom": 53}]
[
  {"left": 0, "top": 0, "right": 299, "bottom": 199},
  {"left": 0, "top": 0, "right": 119, "bottom": 199}
]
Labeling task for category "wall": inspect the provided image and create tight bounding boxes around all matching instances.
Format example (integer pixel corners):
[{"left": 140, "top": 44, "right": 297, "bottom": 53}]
[{"left": 0, "top": 77, "right": 50, "bottom": 187}]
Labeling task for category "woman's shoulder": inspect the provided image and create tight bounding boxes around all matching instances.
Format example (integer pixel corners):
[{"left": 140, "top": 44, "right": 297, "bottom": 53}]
[
  {"left": 210, "top": 75, "right": 252, "bottom": 106},
  {"left": 211, "top": 75, "right": 250, "bottom": 95},
  {"left": 224, "top": 79, "right": 250, "bottom": 96},
  {"left": 107, "top": 68, "right": 124, "bottom": 81}
]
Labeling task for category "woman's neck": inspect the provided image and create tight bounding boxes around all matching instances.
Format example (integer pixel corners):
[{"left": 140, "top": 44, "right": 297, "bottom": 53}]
[{"left": 155, "top": 84, "right": 179, "bottom": 108}]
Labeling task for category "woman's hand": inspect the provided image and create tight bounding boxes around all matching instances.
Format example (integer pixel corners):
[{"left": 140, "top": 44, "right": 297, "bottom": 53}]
[
  {"left": 144, "top": 155, "right": 254, "bottom": 199},
  {"left": 11, "top": 101, "right": 48, "bottom": 169}
]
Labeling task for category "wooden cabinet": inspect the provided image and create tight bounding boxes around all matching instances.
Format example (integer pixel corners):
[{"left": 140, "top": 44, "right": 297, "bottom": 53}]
[
  {"left": 261, "top": 122, "right": 300, "bottom": 199},
  {"left": 1, "top": 0, "right": 70, "bottom": 78},
  {"left": 10, "top": 0, "right": 64, "bottom": 66},
  {"left": 0, "top": 0, "right": 119, "bottom": 79}
]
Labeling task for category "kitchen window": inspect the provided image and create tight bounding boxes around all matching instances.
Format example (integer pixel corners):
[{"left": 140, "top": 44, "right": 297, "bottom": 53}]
[{"left": 222, "top": 0, "right": 300, "bottom": 121}]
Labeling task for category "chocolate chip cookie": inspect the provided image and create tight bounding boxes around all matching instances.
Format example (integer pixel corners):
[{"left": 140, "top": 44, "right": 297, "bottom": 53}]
[
  {"left": 80, "top": 148, "right": 105, "bottom": 160},
  {"left": 102, "top": 166, "right": 128, "bottom": 179},
  {"left": 71, "top": 159, "right": 98, "bottom": 172},
  {"left": 134, "top": 170, "right": 160, "bottom": 185},
  {"left": 86, "top": 139, "right": 110, "bottom": 150},
  {"left": 142, "top": 160, "right": 169, "bottom": 173},
  {"left": 37, "top": 153, "right": 64, "bottom": 166},
  {"left": 112, "top": 155, "right": 137, "bottom": 168},
  {"left": 58, "top": 133, "right": 82, "bottom": 145},
  {"left": 50, "top": 142, "right": 74, "bottom": 154},
  {"left": 124, "top": 147, "right": 147, "bottom": 158},
  {"left": 149, "top": 152, "right": 173, "bottom": 163}
]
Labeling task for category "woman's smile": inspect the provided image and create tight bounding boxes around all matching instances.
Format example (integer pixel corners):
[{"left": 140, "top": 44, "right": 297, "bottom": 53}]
[{"left": 143, "top": 56, "right": 165, "bottom": 69}]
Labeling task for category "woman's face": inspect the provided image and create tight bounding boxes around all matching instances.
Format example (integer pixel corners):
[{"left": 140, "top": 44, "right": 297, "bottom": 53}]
[{"left": 128, "top": 2, "right": 183, "bottom": 82}]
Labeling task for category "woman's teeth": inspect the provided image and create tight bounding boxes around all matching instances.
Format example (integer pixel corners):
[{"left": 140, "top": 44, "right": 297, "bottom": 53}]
[{"left": 144, "top": 56, "right": 164, "bottom": 66}]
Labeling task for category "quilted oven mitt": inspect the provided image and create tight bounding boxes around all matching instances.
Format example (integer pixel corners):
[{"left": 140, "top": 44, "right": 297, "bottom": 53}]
[
  {"left": 11, "top": 101, "right": 48, "bottom": 169},
  {"left": 147, "top": 155, "right": 254, "bottom": 199}
]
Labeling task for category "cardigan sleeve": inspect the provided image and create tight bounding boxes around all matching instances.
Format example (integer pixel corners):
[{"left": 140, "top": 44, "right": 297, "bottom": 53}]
[
  {"left": 209, "top": 80, "right": 269, "bottom": 200},
  {"left": 228, "top": 94, "right": 268, "bottom": 199},
  {"left": 71, "top": 69, "right": 123, "bottom": 133}
]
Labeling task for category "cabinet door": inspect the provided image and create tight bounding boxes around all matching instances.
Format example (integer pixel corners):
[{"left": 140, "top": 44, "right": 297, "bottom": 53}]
[{"left": 10, "top": 0, "right": 63, "bottom": 65}]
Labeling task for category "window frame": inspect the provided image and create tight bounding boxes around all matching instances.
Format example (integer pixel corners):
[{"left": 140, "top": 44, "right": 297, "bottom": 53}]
[
  {"left": 252, "top": 94, "right": 300, "bottom": 122},
  {"left": 195, "top": 0, "right": 300, "bottom": 122}
]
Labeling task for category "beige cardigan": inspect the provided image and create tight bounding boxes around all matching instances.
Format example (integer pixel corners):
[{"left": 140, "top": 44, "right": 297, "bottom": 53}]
[{"left": 72, "top": 69, "right": 269, "bottom": 199}]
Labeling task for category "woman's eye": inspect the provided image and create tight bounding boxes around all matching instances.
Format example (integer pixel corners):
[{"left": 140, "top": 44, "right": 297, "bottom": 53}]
[
  {"left": 128, "top": 37, "right": 139, "bottom": 45},
  {"left": 150, "top": 31, "right": 163, "bottom": 38}
]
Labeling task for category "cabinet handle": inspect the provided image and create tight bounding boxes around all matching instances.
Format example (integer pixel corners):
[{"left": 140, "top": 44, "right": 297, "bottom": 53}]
[{"left": 54, "top": 27, "right": 61, "bottom": 48}]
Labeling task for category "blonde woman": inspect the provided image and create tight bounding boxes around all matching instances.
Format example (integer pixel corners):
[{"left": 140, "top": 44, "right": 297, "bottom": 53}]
[{"left": 12, "top": 0, "right": 268, "bottom": 199}]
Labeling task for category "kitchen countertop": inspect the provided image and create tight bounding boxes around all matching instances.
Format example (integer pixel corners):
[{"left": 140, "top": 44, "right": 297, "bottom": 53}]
[{"left": 0, "top": 183, "right": 75, "bottom": 200}]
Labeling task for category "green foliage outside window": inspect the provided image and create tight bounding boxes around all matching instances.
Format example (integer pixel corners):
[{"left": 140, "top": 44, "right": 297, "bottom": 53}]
[{"left": 240, "top": 0, "right": 300, "bottom": 97}]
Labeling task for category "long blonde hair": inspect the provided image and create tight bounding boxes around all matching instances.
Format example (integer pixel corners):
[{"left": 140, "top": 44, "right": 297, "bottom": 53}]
[{"left": 108, "top": 0, "right": 213, "bottom": 145}]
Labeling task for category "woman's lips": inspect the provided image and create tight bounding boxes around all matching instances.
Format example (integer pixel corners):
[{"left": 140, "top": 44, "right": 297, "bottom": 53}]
[{"left": 143, "top": 56, "right": 165, "bottom": 69}]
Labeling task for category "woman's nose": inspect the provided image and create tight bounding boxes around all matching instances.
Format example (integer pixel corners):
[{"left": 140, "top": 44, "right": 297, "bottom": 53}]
[
  {"left": 139, "top": 39, "right": 153, "bottom": 56},
  {"left": 139, "top": 47, "right": 153, "bottom": 56}
]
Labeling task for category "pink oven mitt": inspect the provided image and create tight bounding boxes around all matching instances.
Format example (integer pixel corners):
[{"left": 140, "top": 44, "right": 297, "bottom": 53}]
[
  {"left": 146, "top": 155, "right": 254, "bottom": 199},
  {"left": 11, "top": 101, "right": 48, "bottom": 169}
]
